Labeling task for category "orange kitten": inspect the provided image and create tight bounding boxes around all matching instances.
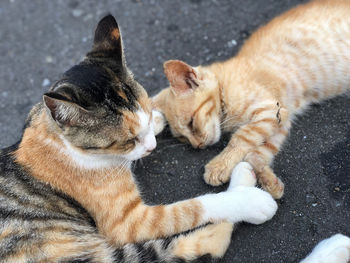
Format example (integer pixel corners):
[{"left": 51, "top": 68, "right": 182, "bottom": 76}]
[{"left": 153, "top": 0, "right": 350, "bottom": 199}]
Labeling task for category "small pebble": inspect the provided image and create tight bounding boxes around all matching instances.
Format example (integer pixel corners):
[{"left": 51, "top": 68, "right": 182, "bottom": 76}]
[
  {"left": 227, "top": 39, "right": 237, "bottom": 48},
  {"left": 72, "top": 9, "right": 83, "bottom": 17},
  {"left": 42, "top": 78, "right": 50, "bottom": 87},
  {"left": 45, "top": 56, "right": 53, "bottom": 63},
  {"left": 83, "top": 14, "right": 93, "bottom": 21}
]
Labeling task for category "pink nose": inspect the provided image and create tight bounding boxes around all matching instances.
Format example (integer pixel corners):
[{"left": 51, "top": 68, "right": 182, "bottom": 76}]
[
  {"left": 146, "top": 143, "right": 156, "bottom": 152},
  {"left": 144, "top": 134, "right": 157, "bottom": 152}
]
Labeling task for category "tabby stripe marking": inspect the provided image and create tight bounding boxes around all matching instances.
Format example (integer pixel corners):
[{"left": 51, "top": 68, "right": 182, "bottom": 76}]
[
  {"left": 235, "top": 134, "right": 256, "bottom": 147},
  {"left": 193, "top": 96, "right": 214, "bottom": 116},
  {"left": 262, "top": 142, "right": 279, "bottom": 154}
]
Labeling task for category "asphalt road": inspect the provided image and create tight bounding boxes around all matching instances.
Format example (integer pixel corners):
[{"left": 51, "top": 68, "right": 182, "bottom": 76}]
[{"left": 0, "top": 0, "right": 349, "bottom": 262}]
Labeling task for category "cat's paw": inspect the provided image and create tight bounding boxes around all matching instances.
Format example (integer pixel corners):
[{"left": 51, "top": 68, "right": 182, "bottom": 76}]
[
  {"left": 228, "top": 162, "right": 257, "bottom": 190},
  {"left": 301, "top": 234, "right": 350, "bottom": 263},
  {"left": 197, "top": 186, "right": 277, "bottom": 224},
  {"left": 204, "top": 159, "right": 232, "bottom": 186},
  {"left": 258, "top": 167, "right": 284, "bottom": 199},
  {"left": 152, "top": 110, "right": 166, "bottom": 136},
  {"left": 233, "top": 186, "right": 278, "bottom": 224}
]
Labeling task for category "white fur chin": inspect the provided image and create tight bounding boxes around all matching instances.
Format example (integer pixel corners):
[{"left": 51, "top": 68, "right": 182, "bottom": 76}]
[{"left": 56, "top": 136, "right": 131, "bottom": 170}]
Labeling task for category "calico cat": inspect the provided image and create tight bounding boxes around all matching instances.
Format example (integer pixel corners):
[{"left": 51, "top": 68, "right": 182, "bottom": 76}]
[
  {"left": 0, "top": 14, "right": 278, "bottom": 262},
  {"left": 152, "top": 0, "right": 350, "bottom": 199}
]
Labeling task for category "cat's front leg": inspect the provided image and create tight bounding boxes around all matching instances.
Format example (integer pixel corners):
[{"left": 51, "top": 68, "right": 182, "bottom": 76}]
[
  {"left": 100, "top": 165, "right": 277, "bottom": 247},
  {"left": 204, "top": 104, "right": 287, "bottom": 186}
]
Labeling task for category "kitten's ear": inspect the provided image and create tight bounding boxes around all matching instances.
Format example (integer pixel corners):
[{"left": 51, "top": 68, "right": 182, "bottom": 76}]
[
  {"left": 163, "top": 60, "right": 199, "bottom": 95},
  {"left": 91, "top": 14, "right": 124, "bottom": 64},
  {"left": 43, "top": 93, "right": 90, "bottom": 127}
]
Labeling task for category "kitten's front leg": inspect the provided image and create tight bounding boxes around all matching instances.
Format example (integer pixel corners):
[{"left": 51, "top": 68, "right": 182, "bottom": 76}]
[
  {"left": 244, "top": 121, "right": 291, "bottom": 198},
  {"left": 204, "top": 105, "right": 287, "bottom": 186}
]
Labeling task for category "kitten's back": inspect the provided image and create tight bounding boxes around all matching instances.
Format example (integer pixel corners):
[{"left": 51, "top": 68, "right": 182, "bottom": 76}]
[{"left": 238, "top": 0, "right": 350, "bottom": 109}]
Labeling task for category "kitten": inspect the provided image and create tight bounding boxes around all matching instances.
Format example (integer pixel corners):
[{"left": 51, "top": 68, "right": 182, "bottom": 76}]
[
  {"left": 153, "top": 0, "right": 350, "bottom": 199},
  {"left": 0, "top": 14, "right": 278, "bottom": 262}
]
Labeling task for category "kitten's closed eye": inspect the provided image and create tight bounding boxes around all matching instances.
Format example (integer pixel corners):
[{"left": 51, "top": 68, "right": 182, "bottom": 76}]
[{"left": 188, "top": 117, "right": 194, "bottom": 131}]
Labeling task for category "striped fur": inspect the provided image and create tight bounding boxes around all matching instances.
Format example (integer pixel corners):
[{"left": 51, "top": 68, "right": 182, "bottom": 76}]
[
  {"left": 153, "top": 0, "right": 350, "bottom": 199},
  {"left": 0, "top": 145, "right": 233, "bottom": 262},
  {"left": 0, "top": 14, "right": 279, "bottom": 262}
]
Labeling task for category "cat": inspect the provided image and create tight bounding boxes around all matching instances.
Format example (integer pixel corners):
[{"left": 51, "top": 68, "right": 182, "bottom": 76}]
[
  {"left": 152, "top": 0, "right": 350, "bottom": 199},
  {"left": 0, "top": 14, "right": 279, "bottom": 262},
  {"left": 301, "top": 234, "right": 350, "bottom": 263}
]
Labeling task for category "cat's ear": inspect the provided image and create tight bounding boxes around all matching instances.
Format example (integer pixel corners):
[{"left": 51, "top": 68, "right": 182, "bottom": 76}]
[
  {"left": 43, "top": 92, "right": 90, "bottom": 127},
  {"left": 163, "top": 60, "right": 199, "bottom": 95},
  {"left": 91, "top": 14, "right": 124, "bottom": 64}
]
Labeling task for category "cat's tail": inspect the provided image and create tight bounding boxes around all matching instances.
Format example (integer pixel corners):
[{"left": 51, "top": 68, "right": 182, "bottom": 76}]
[
  {"left": 10, "top": 221, "right": 233, "bottom": 263},
  {"left": 110, "top": 221, "right": 234, "bottom": 262}
]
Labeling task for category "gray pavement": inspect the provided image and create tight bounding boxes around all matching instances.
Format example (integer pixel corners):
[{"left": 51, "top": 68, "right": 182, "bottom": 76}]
[{"left": 0, "top": 0, "right": 349, "bottom": 262}]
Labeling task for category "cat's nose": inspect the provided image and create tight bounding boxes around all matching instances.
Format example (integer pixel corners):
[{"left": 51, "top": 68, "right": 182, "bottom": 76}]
[{"left": 144, "top": 131, "right": 157, "bottom": 152}]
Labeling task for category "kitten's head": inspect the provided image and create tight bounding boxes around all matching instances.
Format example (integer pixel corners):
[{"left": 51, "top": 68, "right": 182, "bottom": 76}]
[
  {"left": 153, "top": 60, "right": 221, "bottom": 149},
  {"left": 43, "top": 15, "right": 155, "bottom": 161}
]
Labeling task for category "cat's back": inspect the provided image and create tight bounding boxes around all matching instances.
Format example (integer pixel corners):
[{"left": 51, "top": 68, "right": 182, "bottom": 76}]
[
  {"left": 240, "top": 0, "right": 350, "bottom": 57},
  {"left": 235, "top": 0, "right": 350, "bottom": 106},
  {"left": 0, "top": 144, "right": 98, "bottom": 261}
]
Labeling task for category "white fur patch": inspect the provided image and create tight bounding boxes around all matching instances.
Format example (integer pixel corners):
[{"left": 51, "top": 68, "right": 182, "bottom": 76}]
[
  {"left": 137, "top": 110, "right": 149, "bottom": 134},
  {"left": 228, "top": 162, "right": 256, "bottom": 189},
  {"left": 152, "top": 110, "right": 166, "bottom": 136},
  {"left": 122, "top": 110, "right": 157, "bottom": 161},
  {"left": 57, "top": 136, "right": 130, "bottom": 170},
  {"left": 196, "top": 185, "right": 277, "bottom": 225},
  {"left": 301, "top": 234, "right": 350, "bottom": 263}
]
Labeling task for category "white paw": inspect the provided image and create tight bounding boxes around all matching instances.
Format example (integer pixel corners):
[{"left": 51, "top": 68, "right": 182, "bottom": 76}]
[
  {"left": 197, "top": 186, "right": 277, "bottom": 225},
  {"left": 152, "top": 110, "right": 166, "bottom": 136},
  {"left": 228, "top": 162, "right": 257, "bottom": 190},
  {"left": 233, "top": 186, "right": 278, "bottom": 224},
  {"left": 301, "top": 234, "right": 350, "bottom": 263}
]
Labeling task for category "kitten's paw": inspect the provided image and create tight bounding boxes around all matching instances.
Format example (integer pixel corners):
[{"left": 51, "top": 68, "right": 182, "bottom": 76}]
[
  {"left": 244, "top": 152, "right": 266, "bottom": 173},
  {"left": 301, "top": 234, "right": 350, "bottom": 263},
  {"left": 152, "top": 110, "right": 166, "bottom": 136},
  {"left": 204, "top": 159, "right": 232, "bottom": 186},
  {"left": 258, "top": 169, "right": 285, "bottom": 199},
  {"left": 234, "top": 186, "right": 278, "bottom": 224},
  {"left": 228, "top": 162, "right": 257, "bottom": 190}
]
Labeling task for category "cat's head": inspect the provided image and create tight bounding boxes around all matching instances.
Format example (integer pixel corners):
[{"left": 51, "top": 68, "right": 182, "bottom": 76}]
[
  {"left": 153, "top": 60, "right": 221, "bottom": 149},
  {"left": 43, "top": 15, "right": 155, "bottom": 161}
]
